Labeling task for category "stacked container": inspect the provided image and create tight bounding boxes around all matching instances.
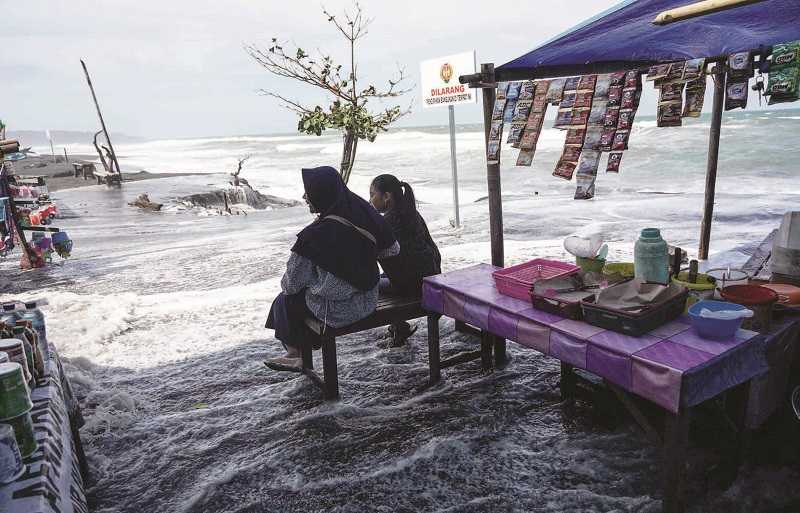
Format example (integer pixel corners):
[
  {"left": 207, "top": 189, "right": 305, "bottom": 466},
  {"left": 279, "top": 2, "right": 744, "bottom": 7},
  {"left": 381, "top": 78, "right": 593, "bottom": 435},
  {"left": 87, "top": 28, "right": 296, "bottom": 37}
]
[{"left": 0, "top": 362, "right": 38, "bottom": 458}]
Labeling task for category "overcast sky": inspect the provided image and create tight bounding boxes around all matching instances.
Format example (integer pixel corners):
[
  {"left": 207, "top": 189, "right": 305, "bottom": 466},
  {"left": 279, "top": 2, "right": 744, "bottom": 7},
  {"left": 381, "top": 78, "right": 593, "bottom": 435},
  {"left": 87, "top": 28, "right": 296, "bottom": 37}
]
[{"left": 3, "top": 0, "right": 629, "bottom": 138}]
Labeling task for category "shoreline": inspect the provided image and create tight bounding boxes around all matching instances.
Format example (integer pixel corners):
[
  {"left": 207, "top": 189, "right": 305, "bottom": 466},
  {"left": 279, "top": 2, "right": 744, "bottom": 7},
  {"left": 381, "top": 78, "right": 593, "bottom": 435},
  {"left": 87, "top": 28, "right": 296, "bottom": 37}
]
[{"left": 6, "top": 153, "right": 203, "bottom": 192}]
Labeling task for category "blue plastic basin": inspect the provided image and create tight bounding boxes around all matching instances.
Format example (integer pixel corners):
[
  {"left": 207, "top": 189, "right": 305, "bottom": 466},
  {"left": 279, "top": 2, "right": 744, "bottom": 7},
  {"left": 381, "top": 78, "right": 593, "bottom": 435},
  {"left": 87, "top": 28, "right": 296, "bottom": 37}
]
[{"left": 688, "top": 300, "right": 748, "bottom": 339}]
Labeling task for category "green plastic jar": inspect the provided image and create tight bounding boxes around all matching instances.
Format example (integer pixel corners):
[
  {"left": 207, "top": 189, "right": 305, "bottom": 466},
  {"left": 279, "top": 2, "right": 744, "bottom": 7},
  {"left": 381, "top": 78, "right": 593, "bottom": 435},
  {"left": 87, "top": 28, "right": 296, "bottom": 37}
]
[{"left": 634, "top": 228, "right": 669, "bottom": 285}]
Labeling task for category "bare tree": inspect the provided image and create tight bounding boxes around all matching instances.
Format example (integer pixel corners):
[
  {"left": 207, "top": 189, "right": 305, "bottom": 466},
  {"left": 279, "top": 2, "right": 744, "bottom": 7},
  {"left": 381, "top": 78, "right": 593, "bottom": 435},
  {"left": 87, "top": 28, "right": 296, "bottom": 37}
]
[
  {"left": 245, "top": 2, "right": 412, "bottom": 184},
  {"left": 231, "top": 155, "right": 251, "bottom": 187}
]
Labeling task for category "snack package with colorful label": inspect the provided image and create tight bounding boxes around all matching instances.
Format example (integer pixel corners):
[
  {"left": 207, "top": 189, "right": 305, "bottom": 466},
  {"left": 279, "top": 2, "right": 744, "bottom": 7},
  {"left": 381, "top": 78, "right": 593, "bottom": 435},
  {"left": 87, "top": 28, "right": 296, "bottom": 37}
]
[
  {"left": 647, "top": 63, "right": 670, "bottom": 81},
  {"left": 621, "top": 88, "right": 639, "bottom": 109},
  {"left": 771, "top": 41, "right": 800, "bottom": 71},
  {"left": 503, "top": 99, "right": 518, "bottom": 122},
  {"left": 506, "top": 81, "right": 522, "bottom": 100},
  {"left": 767, "top": 67, "right": 799, "bottom": 104},
  {"left": 666, "top": 61, "right": 686, "bottom": 82},
  {"left": 582, "top": 126, "right": 603, "bottom": 150},
  {"left": 604, "top": 107, "right": 620, "bottom": 128},
  {"left": 532, "top": 94, "right": 548, "bottom": 113},
  {"left": 606, "top": 151, "right": 623, "bottom": 173},
  {"left": 553, "top": 159, "right": 577, "bottom": 180},
  {"left": 519, "top": 81, "right": 537, "bottom": 100},
  {"left": 617, "top": 109, "right": 635, "bottom": 130},
  {"left": 496, "top": 82, "right": 510, "bottom": 100},
  {"left": 554, "top": 108, "right": 574, "bottom": 129},
  {"left": 507, "top": 121, "right": 527, "bottom": 145},
  {"left": 588, "top": 100, "right": 607, "bottom": 126},
  {"left": 513, "top": 100, "right": 533, "bottom": 122},
  {"left": 683, "top": 78, "right": 707, "bottom": 117},
  {"left": 492, "top": 99, "right": 507, "bottom": 120},
  {"left": 607, "top": 86, "right": 623, "bottom": 107},
  {"left": 578, "top": 74, "right": 597, "bottom": 91},
  {"left": 594, "top": 74, "right": 611, "bottom": 98},
  {"left": 574, "top": 150, "right": 601, "bottom": 200},
  {"left": 727, "top": 52, "right": 752, "bottom": 79},
  {"left": 657, "top": 101, "right": 683, "bottom": 127},
  {"left": 489, "top": 120, "right": 503, "bottom": 141},
  {"left": 516, "top": 149, "right": 535, "bottom": 167},
  {"left": 565, "top": 127, "right": 586, "bottom": 146},
  {"left": 564, "top": 76, "right": 580, "bottom": 92},
  {"left": 487, "top": 141, "right": 501, "bottom": 164},
  {"left": 599, "top": 128, "right": 616, "bottom": 150},
  {"left": 611, "top": 130, "right": 630, "bottom": 151},
  {"left": 561, "top": 145, "right": 583, "bottom": 162},
  {"left": 609, "top": 71, "right": 626, "bottom": 86},
  {"left": 725, "top": 80, "right": 749, "bottom": 110},
  {"left": 571, "top": 108, "right": 590, "bottom": 126},
  {"left": 519, "top": 127, "right": 540, "bottom": 151},
  {"left": 546, "top": 79, "right": 566, "bottom": 104},
  {"left": 682, "top": 58, "right": 705, "bottom": 82},
  {"left": 560, "top": 91, "right": 577, "bottom": 109},
  {"left": 659, "top": 81, "right": 684, "bottom": 102},
  {"left": 624, "top": 70, "right": 641, "bottom": 89},
  {"left": 574, "top": 90, "right": 595, "bottom": 108}
]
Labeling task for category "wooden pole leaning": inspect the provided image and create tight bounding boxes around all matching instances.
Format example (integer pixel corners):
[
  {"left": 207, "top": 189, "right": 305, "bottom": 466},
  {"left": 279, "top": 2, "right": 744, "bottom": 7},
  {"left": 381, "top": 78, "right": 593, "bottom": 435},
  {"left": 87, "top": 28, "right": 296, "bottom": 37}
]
[
  {"left": 479, "top": 63, "right": 508, "bottom": 365},
  {"left": 80, "top": 60, "right": 123, "bottom": 181},
  {"left": 698, "top": 67, "right": 725, "bottom": 260}
]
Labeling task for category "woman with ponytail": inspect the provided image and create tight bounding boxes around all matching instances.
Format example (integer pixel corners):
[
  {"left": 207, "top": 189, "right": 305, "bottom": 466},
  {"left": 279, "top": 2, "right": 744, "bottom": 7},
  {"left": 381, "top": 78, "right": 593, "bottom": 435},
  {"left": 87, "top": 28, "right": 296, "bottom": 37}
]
[{"left": 369, "top": 174, "right": 441, "bottom": 345}]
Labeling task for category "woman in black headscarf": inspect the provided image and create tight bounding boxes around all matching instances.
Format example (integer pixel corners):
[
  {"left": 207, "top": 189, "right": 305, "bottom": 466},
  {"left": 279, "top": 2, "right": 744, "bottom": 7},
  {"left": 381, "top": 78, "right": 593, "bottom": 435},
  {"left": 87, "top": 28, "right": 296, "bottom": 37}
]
[{"left": 265, "top": 166, "right": 398, "bottom": 367}]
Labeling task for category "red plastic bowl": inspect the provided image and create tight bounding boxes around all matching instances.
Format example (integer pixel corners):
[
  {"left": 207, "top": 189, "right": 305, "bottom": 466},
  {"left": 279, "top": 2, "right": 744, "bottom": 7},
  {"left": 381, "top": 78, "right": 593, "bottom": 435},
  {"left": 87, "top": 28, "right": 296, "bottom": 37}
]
[{"left": 720, "top": 284, "right": 778, "bottom": 306}]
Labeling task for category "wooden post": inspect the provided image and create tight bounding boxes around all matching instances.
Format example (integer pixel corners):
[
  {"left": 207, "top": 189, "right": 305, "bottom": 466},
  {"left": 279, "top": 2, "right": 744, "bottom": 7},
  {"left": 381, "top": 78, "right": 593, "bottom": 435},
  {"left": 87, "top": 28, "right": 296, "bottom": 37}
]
[
  {"left": 560, "top": 362, "right": 576, "bottom": 400},
  {"left": 321, "top": 337, "right": 339, "bottom": 400},
  {"left": 663, "top": 407, "right": 691, "bottom": 513},
  {"left": 698, "top": 67, "right": 725, "bottom": 260},
  {"left": 427, "top": 314, "right": 441, "bottom": 384},
  {"left": 480, "top": 63, "right": 508, "bottom": 364},
  {"left": 80, "top": 60, "right": 122, "bottom": 181},
  {"left": 63, "top": 148, "right": 69, "bottom": 164},
  {"left": 481, "top": 63, "right": 504, "bottom": 268}
]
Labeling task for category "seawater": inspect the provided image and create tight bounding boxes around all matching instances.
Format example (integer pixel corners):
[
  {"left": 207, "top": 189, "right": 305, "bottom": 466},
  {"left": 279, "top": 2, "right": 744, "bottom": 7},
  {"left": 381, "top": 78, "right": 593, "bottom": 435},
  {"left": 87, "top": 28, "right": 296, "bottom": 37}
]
[{"left": 4, "top": 109, "right": 800, "bottom": 512}]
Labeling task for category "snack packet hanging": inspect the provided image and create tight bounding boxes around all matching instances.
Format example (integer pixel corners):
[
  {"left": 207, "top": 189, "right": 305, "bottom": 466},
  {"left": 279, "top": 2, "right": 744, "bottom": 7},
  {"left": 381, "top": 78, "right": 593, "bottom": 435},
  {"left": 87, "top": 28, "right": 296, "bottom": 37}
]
[
  {"left": 617, "top": 109, "right": 636, "bottom": 130},
  {"left": 553, "top": 160, "right": 577, "bottom": 180},
  {"left": 560, "top": 91, "right": 577, "bottom": 109},
  {"left": 516, "top": 149, "right": 535, "bottom": 167},
  {"left": 611, "top": 130, "right": 630, "bottom": 151},
  {"left": 588, "top": 101, "right": 608, "bottom": 126},
  {"left": 487, "top": 141, "right": 501, "bottom": 164},
  {"left": 682, "top": 58, "right": 705, "bottom": 82},
  {"left": 512, "top": 100, "right": 533, "bottom": 122},
  {"left": 565, "top": 127, "right": 586, "bottom": 146},
  {"left": 489, "top": 120, "right": 503, "bottom": 141},
  {"left": 647, "top": 64, "right": 670, "bottom": 81},
  {"left": 725, "top": 80, "right": 749, "bottom": 110},
  {"left": 506, "top": 81, "right": 522, "bottom": 100},
  {"left": 594, "top": 74, "right": 612, "bottom": 98},
  {"left": 564, "top": 76, "right": 580, "bottom": 91},
  {"left": 599, "top": 128, "right": 616, "bottom": 150},
  {"left": 607, "top": 86, "right": 623, "bottom": 107},
  {"left": 503, "top": 99, "right": 517, "bottom": 122},
  {"left": 582, "top": 126, "right": 603, "bottom": 150},
  {"left": 728, "top": 52, "right": 752, "bottom": 79},
  {"left": 519, "top": 81, "right": 537, "bottom": 100},
  {"left": 683, "top": 78, "right": 707, "bottom": 117},
  {"left": 554, "top": 108, "right": 574, "bottom": 128},
  {"left": 767, "top": 68, "right": 799, "bottom": 104},
  {"left": 496, "top": 82, "right": 510, "bottom": 100},
  {"left": 606, "top": 152, "right": 623, "bottom": 173},
  {"left": 571, "top": 108, "right": 590, "bottom": 126},
  {"left": 492, "top": 99, "right": 507, "bottom": 120},
  {"left": 546, "top": 79, "right": 566, "bottom": 104},
  {"left": 657, "top": 101, "right": 683, "bottom": 127},
  {"left": 507, "top": 122, "right": 527, "bottom": 145}
]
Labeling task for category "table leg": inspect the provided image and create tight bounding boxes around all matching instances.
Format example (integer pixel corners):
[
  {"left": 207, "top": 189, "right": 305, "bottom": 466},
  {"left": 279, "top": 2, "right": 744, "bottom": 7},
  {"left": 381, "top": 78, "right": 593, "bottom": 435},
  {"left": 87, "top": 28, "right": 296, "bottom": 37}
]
[
  {"left": 560, "top": 362, "right": 576, "bottom": 400},
  {"left": 494, "top": 336, "right": 507, "bottom": 367},
  {"left": 427, "top": 314, "right": 441, "bottom": 384},
  {"left": 663, "top": 407, "right": 691, "bottom": 513},
  {"left": 480, "top": 330, "right": 493, "bottom": 370},
  {"left": 301, "top": 343, "right": 313, "bottom": 370}
]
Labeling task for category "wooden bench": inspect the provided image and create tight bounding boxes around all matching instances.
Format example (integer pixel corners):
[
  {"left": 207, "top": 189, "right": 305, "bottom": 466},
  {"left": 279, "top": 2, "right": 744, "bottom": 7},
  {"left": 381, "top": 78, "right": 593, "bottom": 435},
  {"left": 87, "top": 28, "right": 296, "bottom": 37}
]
[
  {"left": 93, "top": 169, "right": 121, "bottom": 185},
  {"left": 72, "top": 162, "right": 96, "bottom": 180},
  {"left": 293, "top": 294, "right": 427, "bottom": 400}
]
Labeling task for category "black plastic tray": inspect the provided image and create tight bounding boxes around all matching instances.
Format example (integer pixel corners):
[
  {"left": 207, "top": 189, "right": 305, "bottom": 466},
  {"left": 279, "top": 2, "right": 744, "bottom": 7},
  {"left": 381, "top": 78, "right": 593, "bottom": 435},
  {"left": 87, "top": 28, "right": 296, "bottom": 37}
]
[{"left": 581, "top": 288, "right": 689, "bottom": 337}]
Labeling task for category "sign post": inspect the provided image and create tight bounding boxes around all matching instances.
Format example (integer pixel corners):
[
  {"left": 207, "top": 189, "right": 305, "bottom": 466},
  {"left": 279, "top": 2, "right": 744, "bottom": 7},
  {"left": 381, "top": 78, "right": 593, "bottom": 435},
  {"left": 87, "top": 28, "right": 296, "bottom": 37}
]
[{"left": 420, "top": 51, "right": 476, "bottom": 228}]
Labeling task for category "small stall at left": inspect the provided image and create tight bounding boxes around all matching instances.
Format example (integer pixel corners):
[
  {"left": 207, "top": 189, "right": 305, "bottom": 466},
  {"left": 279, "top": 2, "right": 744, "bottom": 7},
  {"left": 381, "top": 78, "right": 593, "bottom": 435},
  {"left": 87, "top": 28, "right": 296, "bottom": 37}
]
[
  {"left": 0, "top": 139, "right": 73, "bottom": 270},
  {"left": 0, "top": 140, "right": 87, "bottom": 513}
]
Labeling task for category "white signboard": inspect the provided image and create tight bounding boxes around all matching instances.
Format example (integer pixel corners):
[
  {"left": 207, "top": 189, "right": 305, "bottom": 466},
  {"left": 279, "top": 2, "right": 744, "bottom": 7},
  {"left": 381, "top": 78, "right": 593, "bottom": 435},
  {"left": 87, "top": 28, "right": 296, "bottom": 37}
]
[{"left": 420, "top": 51, "right": 477, "bottom": 109}]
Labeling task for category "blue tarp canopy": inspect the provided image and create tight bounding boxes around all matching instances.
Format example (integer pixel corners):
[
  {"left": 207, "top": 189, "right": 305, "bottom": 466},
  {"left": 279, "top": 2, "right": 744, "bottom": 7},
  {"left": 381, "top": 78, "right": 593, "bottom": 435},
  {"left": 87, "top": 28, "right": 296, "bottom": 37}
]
[{"left": 496, "top": 0, "right": 800, "bottom": 80}]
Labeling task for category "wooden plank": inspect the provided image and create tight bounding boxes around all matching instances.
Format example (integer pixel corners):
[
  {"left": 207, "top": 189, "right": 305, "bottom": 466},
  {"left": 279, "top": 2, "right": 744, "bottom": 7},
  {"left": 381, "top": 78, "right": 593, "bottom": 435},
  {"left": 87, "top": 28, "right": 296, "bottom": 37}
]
[
  {"left": 698, "top": 67, "right": 725, "bottom": 260},
  {"left": 81, "top": 60, "right": 122, "bottom": 179},
  {"left": 321, "top": 337, "right": 339, "bottom": 400},
  {"left": 305, "top": 298, "right": 425, "bottom": 336},
  {"left": 481, "top": 63, "right": 504, "bottom": 269},
  {"left": 606, "top": 380, "right": 663, "bottom": 445},
  {"left": 428, "top": 314, "right": 441, "bottom": 384},
  {"left": 455, "top": 320, "right": 481, "bottom": 337},
  {"left": 663, "top": 408, "right": 691, "bottom": 513},
  {"left": 653, "top": 0, "right": 766, "bottom": 25},
  {"left": 560, "top": 362, "right": 576, "bottom": 400},
  {"left": 440, "top": 349, "right": 484, "bottom": 369}
]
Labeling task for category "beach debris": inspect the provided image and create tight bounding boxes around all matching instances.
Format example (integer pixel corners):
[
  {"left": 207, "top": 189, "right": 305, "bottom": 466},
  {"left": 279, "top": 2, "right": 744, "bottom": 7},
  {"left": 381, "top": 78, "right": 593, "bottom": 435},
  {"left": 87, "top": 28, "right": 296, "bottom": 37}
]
[{"left": 128, "top": 193, "right": 162, "bottom": 211}]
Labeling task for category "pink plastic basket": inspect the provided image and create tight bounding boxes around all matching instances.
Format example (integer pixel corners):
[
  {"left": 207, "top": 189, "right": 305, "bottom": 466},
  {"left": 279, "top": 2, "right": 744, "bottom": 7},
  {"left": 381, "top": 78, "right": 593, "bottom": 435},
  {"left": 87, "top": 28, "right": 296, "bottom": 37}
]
[{"left": 492, "top": 259, "right": 580, "bottom": 301}]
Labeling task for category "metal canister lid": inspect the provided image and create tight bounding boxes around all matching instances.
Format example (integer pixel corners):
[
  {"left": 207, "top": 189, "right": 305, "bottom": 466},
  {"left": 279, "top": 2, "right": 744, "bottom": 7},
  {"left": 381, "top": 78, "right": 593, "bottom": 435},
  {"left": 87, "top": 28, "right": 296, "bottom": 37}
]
[
  {"left": 0, "top": 362, "right": 23, "bottom": 377},
  {"left": 0, "top": 339, "right": 23, "bottom": 350}
]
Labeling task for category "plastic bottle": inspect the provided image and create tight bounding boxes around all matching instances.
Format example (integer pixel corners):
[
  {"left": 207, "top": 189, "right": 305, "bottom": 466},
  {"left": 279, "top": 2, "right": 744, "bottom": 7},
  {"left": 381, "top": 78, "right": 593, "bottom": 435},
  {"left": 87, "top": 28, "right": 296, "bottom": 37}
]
[{"left": 634, "top": 228, "right": 669, "bottom": 285}]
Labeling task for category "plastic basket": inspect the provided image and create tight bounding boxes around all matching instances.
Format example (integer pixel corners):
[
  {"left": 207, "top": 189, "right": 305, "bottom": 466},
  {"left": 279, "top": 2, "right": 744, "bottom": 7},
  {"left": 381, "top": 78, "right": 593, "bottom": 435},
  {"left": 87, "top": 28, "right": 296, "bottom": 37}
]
[
  {"left": 581, "top": 288, "right": 689, "bottom": 337},
  {"left": 492, "top": 259, "right": 580, "bottom": 301}
]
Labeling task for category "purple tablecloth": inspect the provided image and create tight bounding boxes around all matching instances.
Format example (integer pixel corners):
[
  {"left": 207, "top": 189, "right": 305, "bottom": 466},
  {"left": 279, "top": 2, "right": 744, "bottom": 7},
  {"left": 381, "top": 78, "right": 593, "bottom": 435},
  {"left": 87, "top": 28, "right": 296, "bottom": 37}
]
[{"left": 423, "top": 264, "right": 768, "bottom": 413}]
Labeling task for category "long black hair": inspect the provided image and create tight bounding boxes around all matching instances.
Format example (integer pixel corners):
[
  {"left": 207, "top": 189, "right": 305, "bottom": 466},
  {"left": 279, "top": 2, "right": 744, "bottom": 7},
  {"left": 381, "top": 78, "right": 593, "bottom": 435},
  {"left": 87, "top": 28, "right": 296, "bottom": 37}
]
[{"left": 371, "top": 174, "right": 417, "bottom": 221}]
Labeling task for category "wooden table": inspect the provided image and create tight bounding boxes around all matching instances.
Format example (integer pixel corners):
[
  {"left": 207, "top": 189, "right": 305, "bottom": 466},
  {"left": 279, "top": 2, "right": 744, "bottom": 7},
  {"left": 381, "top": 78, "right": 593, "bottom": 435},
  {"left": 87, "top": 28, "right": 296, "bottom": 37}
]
[{"left": 422, "top": 264, "right": 773, "bottom": 513}]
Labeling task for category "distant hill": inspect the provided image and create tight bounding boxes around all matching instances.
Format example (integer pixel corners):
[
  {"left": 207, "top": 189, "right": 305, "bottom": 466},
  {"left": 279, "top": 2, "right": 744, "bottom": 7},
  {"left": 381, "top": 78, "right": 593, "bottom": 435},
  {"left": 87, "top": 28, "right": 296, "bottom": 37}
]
[{"left": 5, "top": 130, "right": 145, "bottom": 147}]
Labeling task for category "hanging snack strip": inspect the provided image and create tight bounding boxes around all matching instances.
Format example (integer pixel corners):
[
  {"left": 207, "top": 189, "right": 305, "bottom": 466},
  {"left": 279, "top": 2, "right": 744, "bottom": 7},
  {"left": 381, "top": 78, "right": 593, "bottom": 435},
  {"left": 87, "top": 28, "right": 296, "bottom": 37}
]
[
  {"left": 652, "top": 61, "right": 686, "bottom": 127},
  {"left": 486, "top": 82, "right": 510, "bottom": 164},
  {"left": 516, "top": 80, "right": 549, "bottom": 166},
  {"left": 726, "top": 52, "right": 753, "bottom": 110},
  {"left": 767, "top": 41, "right": 800, "bottom": 105},
  {"left": 573, "top": 73, "right": 609, "bottom": 197},
  {"left": 553, "top": 76, "right": 592, "bottom": 180},
  {"left": 603, "top": 71, "right": 642, "bottom": 173}
]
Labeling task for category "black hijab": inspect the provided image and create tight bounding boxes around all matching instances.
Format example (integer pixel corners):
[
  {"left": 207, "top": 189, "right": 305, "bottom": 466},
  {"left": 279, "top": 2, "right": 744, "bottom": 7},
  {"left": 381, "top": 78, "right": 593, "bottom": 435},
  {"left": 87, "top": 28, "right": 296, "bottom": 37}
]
[{"left": 292, "top": 166, "right": 395, "bottom": 291}]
